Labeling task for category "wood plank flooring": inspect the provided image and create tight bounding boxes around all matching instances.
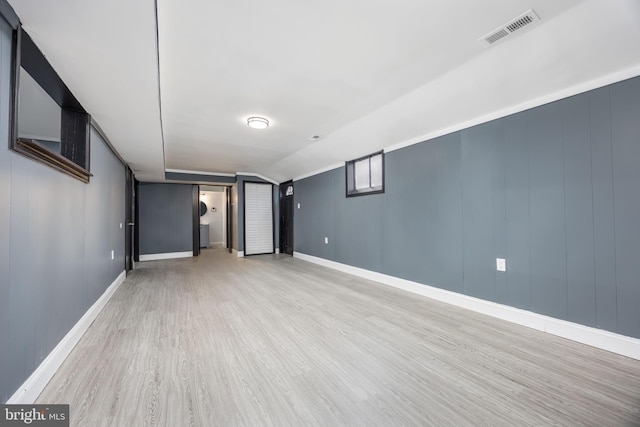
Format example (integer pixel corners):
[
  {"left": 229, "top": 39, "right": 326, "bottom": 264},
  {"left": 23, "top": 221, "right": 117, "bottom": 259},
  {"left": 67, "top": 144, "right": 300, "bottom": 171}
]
[{"left": 37, "top": 249, "right": 640, "bottom": 426}]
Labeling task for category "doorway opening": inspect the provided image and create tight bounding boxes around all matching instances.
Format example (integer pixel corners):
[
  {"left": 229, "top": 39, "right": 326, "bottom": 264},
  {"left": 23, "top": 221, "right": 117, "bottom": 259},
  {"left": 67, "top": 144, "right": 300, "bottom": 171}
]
[
  {"left": 199, "top": 186, "right": 229, "bottom": 251},
  {"left": 279, "top": 180, "right": 294, "bottom": 256}
]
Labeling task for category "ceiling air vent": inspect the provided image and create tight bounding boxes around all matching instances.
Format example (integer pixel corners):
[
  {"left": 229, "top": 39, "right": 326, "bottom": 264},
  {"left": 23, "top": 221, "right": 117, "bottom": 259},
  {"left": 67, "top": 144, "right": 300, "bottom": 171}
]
[{"left": 479, "top": 9, "right": 540, "bottom": 47}]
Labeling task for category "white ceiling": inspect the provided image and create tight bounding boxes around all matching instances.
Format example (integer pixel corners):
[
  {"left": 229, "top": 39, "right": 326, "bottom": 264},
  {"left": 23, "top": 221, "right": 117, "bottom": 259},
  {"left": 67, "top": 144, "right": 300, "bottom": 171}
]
[{"left": 7, "top": 0, "right": 640, "bottom": 183}]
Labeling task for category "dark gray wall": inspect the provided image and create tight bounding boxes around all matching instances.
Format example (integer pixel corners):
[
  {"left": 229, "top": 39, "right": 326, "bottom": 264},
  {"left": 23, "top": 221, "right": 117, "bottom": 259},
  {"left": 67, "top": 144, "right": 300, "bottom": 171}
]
[
  {"left": 294, "top": 75, "right": 640, "bottom": 340},
  {"left": 138, "top": 183, "right": 194, "bottom": 255},
  {"left": 0, "top": 14, "right": 13, "bottom": 404},
  {"left": 137, "top": 177, "right": 279, "bottom": 255},
  {"left": 0, "top": 14, "right": 127, "bottom": 402}
]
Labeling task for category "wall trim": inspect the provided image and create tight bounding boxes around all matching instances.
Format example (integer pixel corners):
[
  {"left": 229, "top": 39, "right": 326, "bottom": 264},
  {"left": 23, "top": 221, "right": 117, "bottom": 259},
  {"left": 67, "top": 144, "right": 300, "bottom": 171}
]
[
  {"left": 293, "top": 252, "right": 640, "bottom": 360},
  {"left": 293, "top": 162, "right": 343, "bottom": 182},
  {"left": 139, "top": 251, "right": 192, "bottom": 261},
  {"left": 385, "top": 66, "right": 640, "bottom": 156},
  {"left": 291, "top": 67, "right": 640, "bottom": 184},
  {"left": 232, "top": 249, "right": 245, "bottom": 258},
  {"left": 165, "top": 168, "right": 236, "bottom": 177},
  {"left": 236, "top": 172, "right": 279, "bottom": 185},
  {"left": 8, "top": 270, "right": 127, "bottom": 404}
]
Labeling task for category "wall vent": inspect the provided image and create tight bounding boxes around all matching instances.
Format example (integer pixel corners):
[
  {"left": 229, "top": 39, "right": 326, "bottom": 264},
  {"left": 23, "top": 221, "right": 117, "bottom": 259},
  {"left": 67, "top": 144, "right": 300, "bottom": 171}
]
[{"left": 479, "top": 9, "right": 540, "bottom": 47}]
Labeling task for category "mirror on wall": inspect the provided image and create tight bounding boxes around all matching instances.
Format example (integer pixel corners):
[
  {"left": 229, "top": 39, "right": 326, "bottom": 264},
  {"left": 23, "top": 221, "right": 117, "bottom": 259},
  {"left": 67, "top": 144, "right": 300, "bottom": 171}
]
[
  {"left": 18, "top": 67, "right": 62, "bottom": 154},
  {"left": 199, "top": 201, "right": 207, "bottom": 216},
  {"left": 10, "top": 27, "right": 91, "bottom": 182}
]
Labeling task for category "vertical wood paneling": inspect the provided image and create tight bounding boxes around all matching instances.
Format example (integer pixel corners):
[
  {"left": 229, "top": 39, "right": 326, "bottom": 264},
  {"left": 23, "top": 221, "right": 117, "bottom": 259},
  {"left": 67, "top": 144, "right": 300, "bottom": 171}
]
[
  {"left": 492, "top": 121, "right": 508, "bottom": 304},
  {"left": 293, "top": 179, "right": 310, "bottom": 254},
  {"left": 381, "top": 144, "right": 434, "bottom": 284},
  {"left": 297, "top": 170, "right": 336, "bottom": 261},
  {"left": 527, "top": 103, "right": 568, "bottom": 320},
  {"left": 335, "top": 182, "right": 383, "bottom": 272},
  {"left": 561, "top": 94, "right": 596, "bottom": 327},
  {"left": 461, "top": 123, "right": 496, "bottom": 301},
  {"left": 503, "top": 112, "right": 532, "bottom": 310},
  {"left": 294, "top": 75, "right": 640, "bottom": 340},
  {"left": 610, "top": 77, "right": 640, "bottom": 337},
  {"left": 588, "top": 87, "right": 618, "bottom": 331},
  {"left": 421, "top": 139, "right": 440, "bottom": 285},
  {"left": 0, "top": 14, "right": 13, "bottom": 403},
  {"left": 0, "top": 15, "right": 128, "bottom": 403},
  {"left": 435, "top": 133, "right": 463, "bottom": 293},
  {"left": 138, "top": 184, "right": 193, "bottom": 254}
]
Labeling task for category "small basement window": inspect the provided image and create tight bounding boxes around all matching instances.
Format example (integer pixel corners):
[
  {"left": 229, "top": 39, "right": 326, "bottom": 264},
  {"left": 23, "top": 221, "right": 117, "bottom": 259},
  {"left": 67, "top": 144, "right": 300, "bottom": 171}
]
[
  {"left": 10, "top": 27, "right": 91, "bottom": 182},
  {"left": 345, "top": 151, "right": 384, "bottom": 197}
]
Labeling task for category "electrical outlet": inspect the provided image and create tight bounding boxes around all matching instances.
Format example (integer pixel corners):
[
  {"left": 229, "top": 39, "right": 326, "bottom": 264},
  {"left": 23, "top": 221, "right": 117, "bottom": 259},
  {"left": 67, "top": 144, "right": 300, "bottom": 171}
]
[
  {"left": 119, "top": 223, "right": 123, "bottom": 229},
  {"left": 297, "top": 203, "right": 301, "bottom": 209},
  {"left": 324, "top": 237, "right": 329, "bottom": 244},
  {"left": 496, "top": 258, "right": 506, "bottom": 272},
  {"left": 111, "top": 250, "right": 115, "bottom": 260}
]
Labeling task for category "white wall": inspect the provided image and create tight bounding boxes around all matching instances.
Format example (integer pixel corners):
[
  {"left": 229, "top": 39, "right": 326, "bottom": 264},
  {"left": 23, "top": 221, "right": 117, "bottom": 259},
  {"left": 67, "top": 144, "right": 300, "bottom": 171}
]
[{"left": 199, "top": 189, "right": 226, "bottom": 248}]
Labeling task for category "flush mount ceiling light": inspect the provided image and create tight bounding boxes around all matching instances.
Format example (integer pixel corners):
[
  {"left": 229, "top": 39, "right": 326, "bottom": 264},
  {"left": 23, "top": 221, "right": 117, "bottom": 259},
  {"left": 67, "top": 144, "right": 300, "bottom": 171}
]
[{"left": 247, "top": 116, "right": 269, "bottom": 129}]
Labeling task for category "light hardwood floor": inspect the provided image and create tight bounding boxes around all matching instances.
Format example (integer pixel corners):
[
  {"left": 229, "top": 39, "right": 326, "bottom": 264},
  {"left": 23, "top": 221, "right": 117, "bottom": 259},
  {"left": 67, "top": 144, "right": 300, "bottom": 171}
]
[{"left": 37, "top": 249, "right": 640, "bottom": 426}]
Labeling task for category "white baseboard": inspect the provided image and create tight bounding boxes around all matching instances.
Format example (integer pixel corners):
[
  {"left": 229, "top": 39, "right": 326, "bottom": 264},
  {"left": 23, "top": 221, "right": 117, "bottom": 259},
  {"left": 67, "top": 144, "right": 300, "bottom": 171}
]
[
  {"left": 293, "top": 252, "right": 640, "bottom": 360},
  {"left": 232, "top": 249, "right": 245, "bottom": 258},
  {"left": 139, "top": 251, "right": 193, "bottom": 261},
  {"left": 8, "top": 270, "right": 127, "bottom": 404}
]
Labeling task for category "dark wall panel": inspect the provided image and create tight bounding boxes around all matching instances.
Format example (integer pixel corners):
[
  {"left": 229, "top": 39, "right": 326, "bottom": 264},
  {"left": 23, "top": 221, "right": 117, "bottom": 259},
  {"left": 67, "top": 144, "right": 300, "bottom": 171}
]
[
  {"left": 527, "top": 103, "right": 568, "bottom": 320},
  {"left": 138, "top": 183, "right": 193, "bottom": 255},
  {"left": 503, "top": 112, "right": 532, "bottom": 310},
  {"left": 461, "top": 122, "right": 499, "bottom": 301},
  {"left": 309, "top": 170, "right": 336, "bottom": 261},
  {"left": 293, "top": 178, "right": 310, "bottom": 255},
  {"left": 237, "top": 179, "right": 244, "bottom": 251},
  {"left": 2, "top": 128, "right": 126, "bottom": 403},
  {"left": 561, "top": 94, "right": 596, "bottom": 327},
  {"left": 335, "top": 179, "right": 383, "bottom": 272},
  {"left": 84, "top": 129, "right": 126, "bottom": 304},
  {"left": 294, "top": 74, "right": 640, "bottom": 340},
  {"left": 0, "top": 16, "right": 13, "bottom": 401},
  {"left": 382, "top": 142, "right": 436, "bottom": 284},
  {"left": 589, "top": 87, "right": 617, "bottom": 332},
  {"left": 434, "top": 133, "right": 464, "bottom": 293},
  {"left": 610, "top": 77, "right": 640, "bottom": 337},
  {"left": 293, "top": 171, "right": 335, "bottom": 260}
]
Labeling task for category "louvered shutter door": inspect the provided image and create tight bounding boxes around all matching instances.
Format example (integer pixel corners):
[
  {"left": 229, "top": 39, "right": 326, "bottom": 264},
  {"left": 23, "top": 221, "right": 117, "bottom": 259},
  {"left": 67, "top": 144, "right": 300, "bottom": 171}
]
[{"left": 244, "top": 183, "right": 273, "bottom": 255}]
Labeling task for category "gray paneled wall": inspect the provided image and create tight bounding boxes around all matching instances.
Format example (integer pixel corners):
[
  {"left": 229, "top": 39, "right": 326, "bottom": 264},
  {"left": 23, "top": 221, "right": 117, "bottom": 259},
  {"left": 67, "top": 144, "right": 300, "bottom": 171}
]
[
  {"left": 138, "top": 183, "right": 194, "bottom": 255},
  {"left": 0, "top": 15, "right": 127, "bottom": 402},
  {"left": 294, "top": 75, "right": 640, "bottom": 340},
  {"left": 0, "top": 14, "right": 14, "bottom": 404}
]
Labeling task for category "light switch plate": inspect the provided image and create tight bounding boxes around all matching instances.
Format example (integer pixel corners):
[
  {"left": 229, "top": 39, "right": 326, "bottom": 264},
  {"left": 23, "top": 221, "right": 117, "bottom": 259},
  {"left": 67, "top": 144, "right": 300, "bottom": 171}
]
[
  {"left": 324, "top": 237, "right": 329, "bottom": 244},
  {"left": 496, "top": 258, "right": 506, "bottom": 272}
]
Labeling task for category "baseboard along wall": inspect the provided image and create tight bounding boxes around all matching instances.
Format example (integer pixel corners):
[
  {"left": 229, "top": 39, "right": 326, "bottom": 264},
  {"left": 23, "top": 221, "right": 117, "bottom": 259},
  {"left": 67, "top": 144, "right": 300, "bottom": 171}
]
[
  {"left": 293, "top": 252, "right": 640, "bottom": 360},
  {"left": 8, "top": 271, "right": 127, "bottom": 404},
  {"left": 139, "top": 251, "right": 193, "bottom": 261}
]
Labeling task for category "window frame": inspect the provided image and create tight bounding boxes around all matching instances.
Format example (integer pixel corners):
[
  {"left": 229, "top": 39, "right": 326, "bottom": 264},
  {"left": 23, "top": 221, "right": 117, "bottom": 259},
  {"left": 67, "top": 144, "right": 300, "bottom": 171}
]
[
  {"left": 345, "top": 150, "right": 385, "bottom": 198},
  {"left": 9, "top": 26, "right": 92, "bottom": 183}
]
